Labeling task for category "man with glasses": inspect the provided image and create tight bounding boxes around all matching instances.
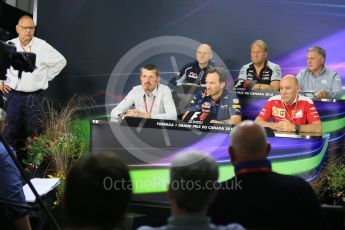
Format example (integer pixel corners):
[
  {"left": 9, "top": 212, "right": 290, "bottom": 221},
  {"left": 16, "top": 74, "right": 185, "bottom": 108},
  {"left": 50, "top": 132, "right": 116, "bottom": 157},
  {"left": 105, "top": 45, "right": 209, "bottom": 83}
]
[
  {"left": 0, "top": 15, "right": 66, "bottom": 154},
  {"left": 111, "top": 64, "right": 177, "bottom": 120}
]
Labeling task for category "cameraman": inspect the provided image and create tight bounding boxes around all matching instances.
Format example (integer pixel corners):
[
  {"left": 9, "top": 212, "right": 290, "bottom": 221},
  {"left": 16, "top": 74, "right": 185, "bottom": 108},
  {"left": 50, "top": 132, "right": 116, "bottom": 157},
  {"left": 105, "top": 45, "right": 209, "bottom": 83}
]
[{"left": 0, "top": 15, "right": 66, "bottom": 153}]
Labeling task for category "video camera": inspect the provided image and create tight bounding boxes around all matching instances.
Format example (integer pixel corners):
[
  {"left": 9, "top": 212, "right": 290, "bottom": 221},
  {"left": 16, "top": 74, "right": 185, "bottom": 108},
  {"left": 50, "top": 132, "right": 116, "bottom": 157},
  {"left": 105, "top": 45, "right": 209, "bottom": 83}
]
[{"left": 0, "top": 28, "right": 36, "bottom": 80}]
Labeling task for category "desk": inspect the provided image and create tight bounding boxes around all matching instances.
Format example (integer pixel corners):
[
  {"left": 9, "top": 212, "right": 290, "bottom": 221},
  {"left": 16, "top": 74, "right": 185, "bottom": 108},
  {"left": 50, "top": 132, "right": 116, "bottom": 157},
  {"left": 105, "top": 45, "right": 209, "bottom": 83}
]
[
  {"left": 172, "top": 87, "right": 345, "bottom": 134},
  {"left": 92, "top": 89, "right": 345, "bottom": 194},
  {"left": 91, "top": 118, "right": 329, "bottom": 194}
]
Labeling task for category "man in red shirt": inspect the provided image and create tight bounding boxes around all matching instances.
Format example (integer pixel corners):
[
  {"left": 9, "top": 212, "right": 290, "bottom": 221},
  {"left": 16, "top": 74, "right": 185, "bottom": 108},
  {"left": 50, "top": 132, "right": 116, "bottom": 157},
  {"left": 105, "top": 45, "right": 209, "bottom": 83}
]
[{"left": 255, "top": 75, "right": 322, "bottom": 133}]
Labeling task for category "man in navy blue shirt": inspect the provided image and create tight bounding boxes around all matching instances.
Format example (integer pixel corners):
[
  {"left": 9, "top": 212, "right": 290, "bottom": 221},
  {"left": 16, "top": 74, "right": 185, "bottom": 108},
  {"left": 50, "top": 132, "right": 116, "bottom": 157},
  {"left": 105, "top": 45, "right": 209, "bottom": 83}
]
[
  {"left": 208, "top": 121, "right": 327, "bottom": 229},
  {"left": 175, "top": 44, "right": 215, "bottom": 85},
  {"left": 0, "top": 143, "right": 32, "bottom": 230},
  {"left": 183, "top": 67, "right": 241, "bottom": 125}
]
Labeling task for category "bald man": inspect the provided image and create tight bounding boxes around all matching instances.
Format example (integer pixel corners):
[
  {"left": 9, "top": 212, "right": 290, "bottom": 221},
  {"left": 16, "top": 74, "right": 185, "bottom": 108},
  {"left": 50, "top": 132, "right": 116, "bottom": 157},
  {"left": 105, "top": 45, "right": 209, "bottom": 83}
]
[
  {"left": 0, "top": 15, "right": 66, "bottom": 153},
  {"left": 255, "top": 75, "right": 322, "bottom": 133},
  {"left": 208, "top": 120, "right": 327, "bottom": 229},
  {"left": 175, "top": 44, "right": 215, "bottom": 85}
]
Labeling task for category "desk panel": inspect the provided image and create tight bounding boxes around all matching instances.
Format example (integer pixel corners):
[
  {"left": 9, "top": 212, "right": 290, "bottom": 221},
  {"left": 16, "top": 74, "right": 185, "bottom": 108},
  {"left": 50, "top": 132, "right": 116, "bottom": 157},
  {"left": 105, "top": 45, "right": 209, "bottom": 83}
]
[{"left": 90, "top": 119, "right": 329, "bottom": 194}]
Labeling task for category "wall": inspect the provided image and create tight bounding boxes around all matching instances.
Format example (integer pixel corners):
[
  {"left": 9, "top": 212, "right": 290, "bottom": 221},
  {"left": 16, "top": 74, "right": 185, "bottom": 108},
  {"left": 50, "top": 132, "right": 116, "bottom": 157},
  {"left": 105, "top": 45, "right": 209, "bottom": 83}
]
[{"left": 35, "top": 0, "right": 345, "bottom": 108}]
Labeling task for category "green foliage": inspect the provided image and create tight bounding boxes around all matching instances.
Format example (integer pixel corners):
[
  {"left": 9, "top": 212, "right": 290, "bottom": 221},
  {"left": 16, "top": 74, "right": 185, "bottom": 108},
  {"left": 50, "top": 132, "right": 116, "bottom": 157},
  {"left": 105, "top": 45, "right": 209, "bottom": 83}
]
[
  {"left": 23, "top": 96, "right": 93, "bottom": 206},
  {"left": 25, "top": 132, "right": 88, "bottom": 176},
  {"left": 311, "top": 156, "right": 345, "bottom": 205},
  {"left": 23, "top": 136, "right": 50, "bottom": 169},
  {"left": 327, "top": 163, "right": 345, "bottom": 204}
]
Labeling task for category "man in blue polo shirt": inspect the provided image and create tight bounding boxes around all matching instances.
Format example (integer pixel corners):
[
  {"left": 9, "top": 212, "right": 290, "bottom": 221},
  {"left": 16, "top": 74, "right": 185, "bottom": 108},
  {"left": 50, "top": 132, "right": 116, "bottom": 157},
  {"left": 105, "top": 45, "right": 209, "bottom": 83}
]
[
  {"left": 175, "top": 44, "right": 215, "bottom": 85},
  {"left": 183, "top": 67, "right": 241, "bottom": 125},
  {"left": 296, "top": 46, "right": 343, "bottom": 99}
]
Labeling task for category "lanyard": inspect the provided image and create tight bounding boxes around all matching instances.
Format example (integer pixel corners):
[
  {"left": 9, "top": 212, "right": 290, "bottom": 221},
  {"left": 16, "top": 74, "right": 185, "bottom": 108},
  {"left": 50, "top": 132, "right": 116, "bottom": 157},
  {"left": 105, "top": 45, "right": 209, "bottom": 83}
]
[
  {"left": 282, "top": 99, "right": 298, "bottom": 125},
  {"left": 236, "top": 167, "right": 271, "bottom": 176},
  {"left": 144, "top": 95, "right": 156, "bottom": 114},
  {"left": 20, "top": 43, "right": 31, "bottom": 52}
]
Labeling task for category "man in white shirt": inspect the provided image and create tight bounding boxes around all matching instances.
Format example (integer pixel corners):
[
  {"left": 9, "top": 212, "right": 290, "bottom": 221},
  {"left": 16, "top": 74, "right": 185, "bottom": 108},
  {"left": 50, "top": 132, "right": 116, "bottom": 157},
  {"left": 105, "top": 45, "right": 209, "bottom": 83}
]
[
  {"left": 111, "top": 64, "right": 177, "bottom": 120},
  {"left": 0, "top": 15, "right": 66, "bottom": 151}
]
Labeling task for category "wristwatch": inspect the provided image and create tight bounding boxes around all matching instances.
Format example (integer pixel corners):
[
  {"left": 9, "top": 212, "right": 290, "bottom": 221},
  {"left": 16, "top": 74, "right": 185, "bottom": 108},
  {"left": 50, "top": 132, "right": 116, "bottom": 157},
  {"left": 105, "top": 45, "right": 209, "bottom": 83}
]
[{"left": 295, "top": 124, "right": 301, "bottom": 133}]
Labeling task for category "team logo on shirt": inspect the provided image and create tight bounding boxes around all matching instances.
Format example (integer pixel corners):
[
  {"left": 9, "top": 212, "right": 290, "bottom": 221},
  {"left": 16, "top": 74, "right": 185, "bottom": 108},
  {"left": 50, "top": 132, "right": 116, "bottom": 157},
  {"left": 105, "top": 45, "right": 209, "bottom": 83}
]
[
  {"left": 188, "top": 72, "right": 198, "bottom": 79},
  {"left": 294, "top": 110, "right": 303, "bottom": 118},
  {"left": 201, "top": 102, "right": 211, "bottom": 112},
  {"left": 272, "top": 106, "right": 286, "bottom": 118}
]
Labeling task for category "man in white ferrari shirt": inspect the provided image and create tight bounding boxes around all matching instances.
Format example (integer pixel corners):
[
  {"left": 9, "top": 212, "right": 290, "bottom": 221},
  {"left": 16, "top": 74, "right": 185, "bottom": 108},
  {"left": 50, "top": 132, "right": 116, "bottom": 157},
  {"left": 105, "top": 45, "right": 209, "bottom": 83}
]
[
  {"left": 0, "top": 15, "right": 66, "bottom": 151},
  {"left": 255, "top": 75, "right": 322, "bottom": 133}
]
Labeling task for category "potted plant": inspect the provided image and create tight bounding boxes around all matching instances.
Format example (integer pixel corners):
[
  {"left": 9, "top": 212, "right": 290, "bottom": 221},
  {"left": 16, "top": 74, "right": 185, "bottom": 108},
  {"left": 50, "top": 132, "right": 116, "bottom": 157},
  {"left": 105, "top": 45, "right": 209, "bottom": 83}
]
[{"left": 24, "top": 96, "right": 91, "bottom": 205}]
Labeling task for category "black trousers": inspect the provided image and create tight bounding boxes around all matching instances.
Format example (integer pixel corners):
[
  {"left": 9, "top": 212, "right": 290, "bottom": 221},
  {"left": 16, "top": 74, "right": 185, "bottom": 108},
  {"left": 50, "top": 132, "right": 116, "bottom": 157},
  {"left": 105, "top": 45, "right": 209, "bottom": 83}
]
[{"left": 3, "top": 90, "right": 46, "bottom": 151}]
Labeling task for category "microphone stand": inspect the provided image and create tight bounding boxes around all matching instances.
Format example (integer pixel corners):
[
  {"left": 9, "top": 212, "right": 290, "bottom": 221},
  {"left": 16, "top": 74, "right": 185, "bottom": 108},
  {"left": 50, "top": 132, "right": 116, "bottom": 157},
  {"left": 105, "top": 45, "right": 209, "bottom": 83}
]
[{"left": 0, "top": 134, "right": 62, "bottom": 230}]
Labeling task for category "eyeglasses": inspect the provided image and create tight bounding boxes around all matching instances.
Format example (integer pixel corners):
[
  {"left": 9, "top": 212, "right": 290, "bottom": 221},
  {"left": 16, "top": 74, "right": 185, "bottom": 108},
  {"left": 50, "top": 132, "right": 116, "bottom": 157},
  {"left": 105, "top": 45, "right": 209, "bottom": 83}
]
[{"left": 18, "top": 25, "right": 36, "bottom": 30}]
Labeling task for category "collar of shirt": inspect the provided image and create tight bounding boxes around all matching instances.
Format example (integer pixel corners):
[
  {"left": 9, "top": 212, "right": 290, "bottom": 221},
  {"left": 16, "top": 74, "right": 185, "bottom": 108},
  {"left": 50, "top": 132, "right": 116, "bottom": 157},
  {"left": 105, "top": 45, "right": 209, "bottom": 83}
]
[
  {"left": 202, "top": 89, "right": 229, "bottom": 104},
  {"left": 234, "top": 159, "right": 272, "bottom": 176},
  {"left": 167, "top": 216, "right": 211, "bottom": 227},
  {"left": 279, "top": 94, "right": 298, "bottom": 107},
  {"left": 195, "top": 60, "right": 213, "bottom": 70},
  {"left": 249, "top": 59, "right": 268, "bottom": 69},
  {"left": 142, "top": 84, "right": 159, "bottom": 97},
  {"left": 18, "top": 37, "right": 33, "bottom": 52},
  {"left": 307, "top": 67, "right": 326, "bottom": 77}
]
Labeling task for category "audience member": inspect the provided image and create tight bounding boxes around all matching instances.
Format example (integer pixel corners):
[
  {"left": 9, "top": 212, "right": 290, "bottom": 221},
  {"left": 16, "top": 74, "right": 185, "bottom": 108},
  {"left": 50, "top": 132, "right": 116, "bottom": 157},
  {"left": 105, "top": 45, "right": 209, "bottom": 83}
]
[
  {"left": 175, "top": 44, "right": 215, "bottom": 85},
  {"left": 183, "top": 67, "right": 241, "bottom": 125},
  {"left": 138, "top": 151, "right": 245, "bottom": 230},
  {"left": 0, "top": 143, "right": 31, "bottom": 230},
  {"left": 0, "top": 15, "right": 66, "bottom": 152},
  {"left": 208, "top": 120, "right": 327, "bottom": 229},
  {"left": 296, "top": 46, "right": 343, "bottom": 99},
  {"left": 111, "top": 64, "right": 177, "bottom": 120},
  {"left": 255, "top": 74, "right": 322, "bottom": 133},
  {"left": 235, "top": 40, "right": 281, "bottom": 91},
  {"left": 64, "top": 152, "right": 132, "bottom": 230}
]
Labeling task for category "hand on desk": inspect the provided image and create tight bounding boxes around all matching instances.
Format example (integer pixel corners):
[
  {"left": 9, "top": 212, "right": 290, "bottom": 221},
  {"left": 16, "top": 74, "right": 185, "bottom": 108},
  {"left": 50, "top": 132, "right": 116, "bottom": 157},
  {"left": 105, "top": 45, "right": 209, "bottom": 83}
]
[
  {"left": 127, "top": 109, "right": 151, "bottom": 119},
  {"left": 251, "top": 83, "right": 273, "bottom": 91},
  {"left": 275, "top": 119, "right": 295, "bottom": 132},
  {"left": 315, "top": 90, "right": 328, "bottom": 100}
]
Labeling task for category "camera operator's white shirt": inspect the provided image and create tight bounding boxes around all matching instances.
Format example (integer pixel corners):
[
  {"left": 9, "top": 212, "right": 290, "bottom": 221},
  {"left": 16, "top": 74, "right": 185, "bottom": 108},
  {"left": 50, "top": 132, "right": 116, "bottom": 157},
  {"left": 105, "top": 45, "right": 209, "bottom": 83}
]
[{"left": 5, "top": 37, "right": 66, "bottom": 92}]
